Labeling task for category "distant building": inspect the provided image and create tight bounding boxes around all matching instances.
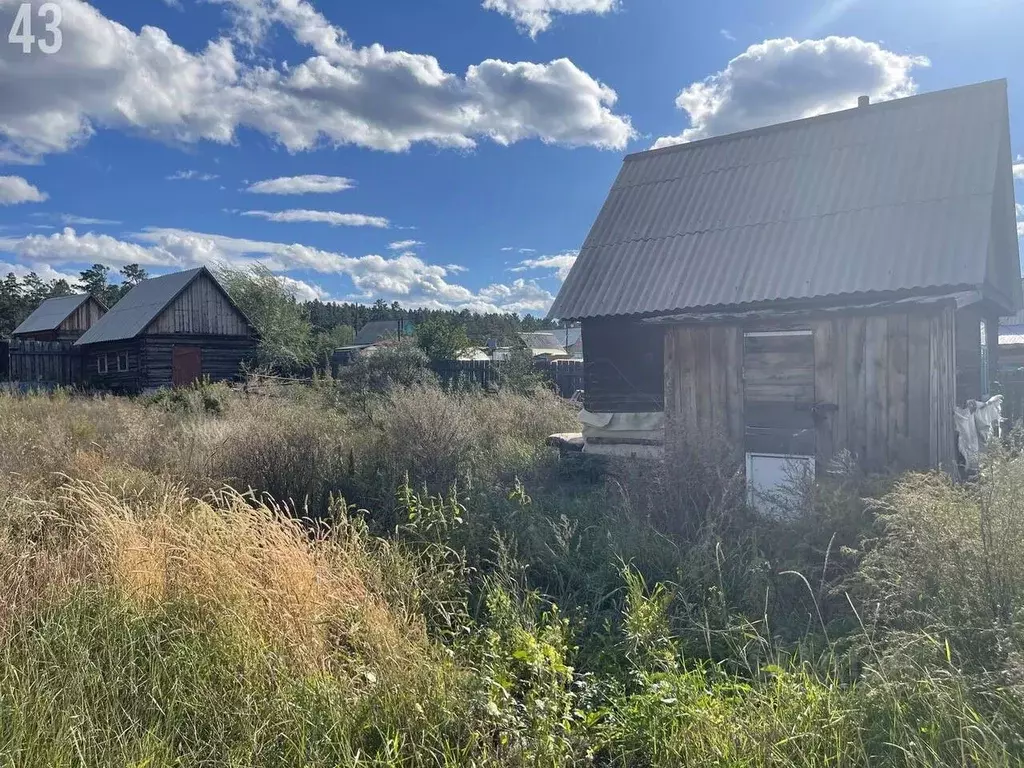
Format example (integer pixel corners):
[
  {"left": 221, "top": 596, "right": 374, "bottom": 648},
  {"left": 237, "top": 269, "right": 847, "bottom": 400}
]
[
  {"left": 999, "top": 279, "right": 1024, "bottom": 369},
  {"left": 353, "top": 319, "right": 414, "bottom": 347},
  {"left": 550, "top": 327, "right": 583, "bottom": 358},
  {"left": 75, "top": 267, "right": 257, "bottom": 392},
  {"left": 517, "top": 332, "right": 569, "bottom": 360},
  {"left": 11, "top": 294, "right": 106, "bottom": 342}
]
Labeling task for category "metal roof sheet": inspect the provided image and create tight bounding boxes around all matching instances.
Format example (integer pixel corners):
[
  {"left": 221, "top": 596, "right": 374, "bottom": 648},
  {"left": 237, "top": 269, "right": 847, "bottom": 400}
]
[
  {"left": 12, "top": 294, "right": 93, "bottom": 335},
  {"left": 550, "top": 80, "right": 1019, "bottom": 320},
  {"left": 75, "top": 268, "right": 206, "bottom": 346},
  {"left": 354, "top": 320, "right": 413, "bottom": 346},
  {"left": 519, "top": 332, "right": 565, "bottom": 351},
  {"left": 1001, "top": 280, "right": 1024, "bottom": 326}
]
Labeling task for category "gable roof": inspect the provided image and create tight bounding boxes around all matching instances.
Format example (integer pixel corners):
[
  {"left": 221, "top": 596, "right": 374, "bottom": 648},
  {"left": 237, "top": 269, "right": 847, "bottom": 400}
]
[
  {"left": 354, "top": 319, "right": 413, "bottom": 346},
  {"left": 75, "top": 267, "right": 250, "bottom": 346},
  {"left": 12, "top": 294, "right": 99, "bottom": 335},
  {"left": 550, "top": 327, "right": 582, "bottom": 348},
  {"left": 550, "top": 80, "right": 1022, "bottom": 321},
  {"left": 519, "top": 332, "right": 566, "bottom": 352}
]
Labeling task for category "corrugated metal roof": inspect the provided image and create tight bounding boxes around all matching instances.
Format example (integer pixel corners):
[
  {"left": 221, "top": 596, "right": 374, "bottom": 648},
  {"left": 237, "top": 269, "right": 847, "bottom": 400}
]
[
  {"left": 519, "top": 332, "right": 565, "bottom": 351},
  {"left": 1000, "top": 325, "right": 1024, "bottom": 346},
  {"left": 75, "top": 268, "right": 205, "bottom": 346},
  {"left": 12, "top": 294, "right": 92, "bottom": 335},
  {"left": 1001, "top": 280, "right": 1024, "bottom": 326},
  {"left": 550, "top": 327, "right": 582, "bottom": 348},
  {"left": 550, "top": 80, "right": 1021, "bottom": 320},
  {"left": 354, "top": 320, "right": 413, "bottom": 346}
]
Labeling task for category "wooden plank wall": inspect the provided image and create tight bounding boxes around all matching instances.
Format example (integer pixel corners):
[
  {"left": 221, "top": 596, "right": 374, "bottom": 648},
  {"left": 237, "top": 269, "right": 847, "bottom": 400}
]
[
  {"left": 664, "top": 325, "right": 743, "bottom": 460},
  {"left": 664, "top": 306, "right": 959, "bottom": 473},
  {"left": 145, "top": 275, "right": 251, "bottom": 337},
  {"left": 59, "top": 298, "right": 105, "bottom": 334},
  {"left": 7, "top": 340, "right": 81, "bottom": 386},
  {"left": 143, "top": 336, "right": 257, "bottom": 389},
  {"left": 742, "top": 332, "right": 816, "bottom": 456}
]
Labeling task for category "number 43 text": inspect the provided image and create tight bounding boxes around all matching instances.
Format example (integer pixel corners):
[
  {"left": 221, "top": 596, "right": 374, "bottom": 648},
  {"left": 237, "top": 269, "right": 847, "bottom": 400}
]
[{"left": 8, "top": 2, "right": 62, "bottom": 55}]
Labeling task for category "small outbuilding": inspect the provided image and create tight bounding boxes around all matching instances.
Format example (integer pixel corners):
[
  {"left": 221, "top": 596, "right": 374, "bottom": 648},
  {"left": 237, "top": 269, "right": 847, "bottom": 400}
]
[
  {"left": 11, "top": 294, "right": 106, "bottom": 342},
  {"left": 74, "top": 267, "right": 257, "bottom": 392},
  {"left": 550, "top": 80, "right": 1022, "bottom": 478},
  {"left": 354, "top": 319, "right": 414, "bottom": 347}
]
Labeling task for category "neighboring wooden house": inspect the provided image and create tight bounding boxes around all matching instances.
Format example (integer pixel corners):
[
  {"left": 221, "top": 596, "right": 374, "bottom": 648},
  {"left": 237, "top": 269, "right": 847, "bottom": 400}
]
[
  {"left": 551, "top": 327, "right": 583, "bottom": 358},
  {"left": 998, "top": 279, "right": 1024, "bottom": 370},
  {"left": 74, "top": 267, "right": 256, "bottom": 392},
  {"left": 549, "top": 80, "right": 1021, "bottom": 479},
  {"left": 354, "top": 319, "right": 414, "bottom": 348},
  {"left": 11, "top": 294, "right": 106, "bottom": 342},
  {"left": 518, "top": 332, "right": 569, "bottom": 360}
]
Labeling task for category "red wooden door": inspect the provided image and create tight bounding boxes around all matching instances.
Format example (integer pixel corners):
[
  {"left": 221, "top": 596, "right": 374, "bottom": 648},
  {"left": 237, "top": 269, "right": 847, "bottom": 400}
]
[{"left": 172, "top": 346, "right": 202, "bottom": 387}]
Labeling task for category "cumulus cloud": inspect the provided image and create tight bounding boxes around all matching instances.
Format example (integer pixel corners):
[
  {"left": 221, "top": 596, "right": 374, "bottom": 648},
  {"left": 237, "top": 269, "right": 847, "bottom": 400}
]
[
  {"left": 389, "top": 239, "right": 423, "bottom": 251},
  {"left": 245, "top": 175, "right": 355, "bottom": 194},
  {"left": 0, "top": 176, "right": 48, "bottom": 205},
  {"left": 653, "top": 36, "right": 929, "bottom": 148},
  {"left": 0, "top": 226, "right": 555, "bottom": 313},
  {"left": 0, "top": 260, "right": 79, "bottom": 284},
  {"left": 167, "top": 169, "right": 219, "bottom": 181},
  {"left": 241, "top": 209, "right": 390, "bottom": 228},
  {"left": 445, "top": 263, "right": 468, "bottom": 273},
  {"left": 0, "top": 0, "right": 633, "bottom": 163},
  {"left": 482, "top": 0, "right": 617, "bottom": 37},
  {"left": 512, "top": 251, "right": 578, "bottom": 280},
  {"left": 277, "top": 274, "right": 331, "bottom": 302},
  {"left": 1014, "top": 155, "right": 1023, "bottom": 180}
]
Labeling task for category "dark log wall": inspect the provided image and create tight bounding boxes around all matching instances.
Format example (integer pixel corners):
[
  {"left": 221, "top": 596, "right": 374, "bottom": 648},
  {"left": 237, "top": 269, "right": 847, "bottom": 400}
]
[
  {"left": 581, "top": 318, "right": 664, "bottom": 413},
  {"left": 142, "top": 336, "right": 257, "bottom": 389},
  {"left": 146, "top": 275, "right": 252, "bottom": 337},
  {"left": 664, "top": 305, "right": 959, "bottom": 473},
  {"left": 80, "top": 341, "right": 144, "bottom": 392}
]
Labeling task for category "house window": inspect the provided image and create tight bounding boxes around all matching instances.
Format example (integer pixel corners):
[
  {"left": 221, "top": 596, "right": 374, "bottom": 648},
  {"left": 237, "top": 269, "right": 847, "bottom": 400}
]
[
  {"left": 97, "top": 354, "right": 109, "bottom": 374},
  {"left": 980, "top": 320, "right": 990, "bottom": 398},
  {"left": 117, "top": 351, "right": 130, "bottom": 372}
]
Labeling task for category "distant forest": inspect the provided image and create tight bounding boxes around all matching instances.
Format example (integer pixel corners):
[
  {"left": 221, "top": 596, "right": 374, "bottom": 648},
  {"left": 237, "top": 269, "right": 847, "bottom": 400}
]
[{"left": 0, "top": 264, "right": 560, "bottom": 343}]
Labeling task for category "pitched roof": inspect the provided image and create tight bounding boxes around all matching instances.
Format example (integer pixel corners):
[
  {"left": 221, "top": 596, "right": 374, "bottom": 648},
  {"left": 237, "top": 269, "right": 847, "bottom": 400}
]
[
  {"left": 75, "top": 268, "right": 246, "bottom": 346},
  {"left": 550, "top": 80, "right": 1022, "bottom": 320},
  {"left": 519, "top": 332, "right": 566, "bottom": 352},
  {"left": 550, "top": 327, "right": 582, "bottom": 348},
  {"left": 1001, "top": 279, "right": 1024, "bottom": 327},
  {"left": 354, "top": 320, "right": 412, "bottom": 346},
  {"left": 12, "top": 294, "right": 96, "bottom": 335}
]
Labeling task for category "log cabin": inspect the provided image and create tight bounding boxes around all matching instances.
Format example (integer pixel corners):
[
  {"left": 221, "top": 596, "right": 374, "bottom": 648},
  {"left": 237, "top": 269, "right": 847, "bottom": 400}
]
[
  {"left": 74, "top": 267, "right": 257, "bottom": 392},
  {"left": 11, "top": 294, "right": 106, "bottom": 342},
  {"left": 549, "top": 80, "right": 1022, "bottom": 483}
]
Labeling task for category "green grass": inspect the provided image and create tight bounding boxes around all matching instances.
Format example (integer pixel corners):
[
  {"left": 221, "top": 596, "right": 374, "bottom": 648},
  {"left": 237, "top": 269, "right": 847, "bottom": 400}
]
[{"left": 0, "top": 383, "right": 1022, "bottom": 766}]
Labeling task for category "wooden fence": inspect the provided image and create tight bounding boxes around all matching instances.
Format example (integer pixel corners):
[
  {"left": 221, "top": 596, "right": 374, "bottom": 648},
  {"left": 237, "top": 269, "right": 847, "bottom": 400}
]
[
  {"left": 4, "top": 339, "right": 81, "bottom": 386},
  {"left": 0, "top": 340, "right": 8, "bottom": 381},
  {"left": 431, "top": 359, "right": 584, "bottom": 399}
]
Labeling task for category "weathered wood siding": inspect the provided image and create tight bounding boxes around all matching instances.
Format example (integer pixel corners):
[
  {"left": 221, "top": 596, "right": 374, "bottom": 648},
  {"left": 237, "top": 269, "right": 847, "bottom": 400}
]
[
  {"left": 664, "top": 306, "right": 959, "bottom": 473},
  {"left": 58, "top": 297, "right": 105, "bottom": 336},
  {"left": 142, "top": 336, "right": 257, "bottom": 389},
  {"left": 743, "top": 332, "right": 816, "bottom": 456},
  {"left": 582, "top": 318, "right": 664, "bottom": 413},
  {"left": 145, "top": 275, "right": 251, "bottom": 337},
  {"left": 80, "top": 341, "right": 145, "bottom": 392}
]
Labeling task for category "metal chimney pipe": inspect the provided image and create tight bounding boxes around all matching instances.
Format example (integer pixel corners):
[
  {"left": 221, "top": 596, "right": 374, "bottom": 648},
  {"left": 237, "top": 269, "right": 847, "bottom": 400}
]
[{"left": 858, "top": 95, "right": 870, "bottom": 108}]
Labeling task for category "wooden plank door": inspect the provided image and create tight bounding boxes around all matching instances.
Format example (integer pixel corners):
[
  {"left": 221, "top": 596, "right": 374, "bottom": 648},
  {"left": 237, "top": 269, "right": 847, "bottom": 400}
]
[
  {"left": 172, "top": 346, "right": 202, "bottom": 388},
  {"left": 742, "top": 330, "right": 816, "bottom": 457}
]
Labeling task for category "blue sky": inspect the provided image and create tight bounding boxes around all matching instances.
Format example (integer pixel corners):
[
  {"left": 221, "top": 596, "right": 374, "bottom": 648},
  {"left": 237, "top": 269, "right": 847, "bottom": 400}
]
[{"left": 0, "top": 0, "right": 1022, "bottom": 314}]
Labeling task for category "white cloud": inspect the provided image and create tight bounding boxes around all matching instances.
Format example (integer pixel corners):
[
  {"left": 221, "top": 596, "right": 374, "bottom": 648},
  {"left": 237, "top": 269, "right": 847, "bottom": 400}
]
[
  {"left": 482, "top": 0, "right": 617, "bottom": 37},
  {"left": 501, "top": 246, "right": 536, "bottom": 253},
  {"left": 241, "top": 209, "right": 390, "bottom": 228},
  {"left": 60, "top": 214, "right": 121, "bottom": 226},
  {"left": 246, "top": 175, "right": 355, "bottom": 194},
  {"left": 1014, "top": 155, "right": 1023, "bottom": 180},
  {"left": 512, "top": 250, "right": 577, "bottom": 280},
  {"left": 720, "top": 29, "right": 736, "bottom": 41},
  {"left": 0, "top": 226, "right": 556, "bottom": 313},
  {"left": 0, "top": 0, "right": 633, "bottom": 163},
  {"left": 388, "top": 239, "right": 424, "bottom": 251},
  {"left": 277, "top": 274, "right": 331, "bottom": 302},
  {"left": 0, "top": 176, "right": 47, "bottom": 205},
  {"left": 0, "top": 261, "right": 80, "bottom": 284},
  {"left": 445, "top": 263, "right": 468, "bottom": 273},
  {"left": 168, "top": 169, "right": 219, "bottom": 181},
  {"left": 653, "top": 37, "right": 929, "bottom": 148},
  {"left": 1017, "top": 203, "right": 1024, "bottom": 239}
]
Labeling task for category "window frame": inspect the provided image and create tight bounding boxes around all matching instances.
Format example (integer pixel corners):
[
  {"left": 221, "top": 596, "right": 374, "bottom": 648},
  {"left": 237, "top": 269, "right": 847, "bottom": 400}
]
[
  {"left": 97, "top": 354, "right": 109, "bottom": 375},
  {"left": 117, "top": 350, "right": 129, "bottom": 372}
]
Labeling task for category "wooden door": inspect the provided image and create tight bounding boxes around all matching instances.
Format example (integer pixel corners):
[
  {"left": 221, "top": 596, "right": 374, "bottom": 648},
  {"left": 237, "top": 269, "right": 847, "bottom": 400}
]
[
  {"left": 172, "top": 346, "right": 202, "bottom": 388},
  {"left": 742, "top": 330, "right": 816, "bottom": 457}
]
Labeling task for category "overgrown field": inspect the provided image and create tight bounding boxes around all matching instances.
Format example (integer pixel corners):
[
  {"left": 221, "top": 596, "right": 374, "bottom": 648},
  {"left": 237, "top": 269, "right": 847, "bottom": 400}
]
[{"left": 1, "top": 375, "right": 1024, "bottom": 766}]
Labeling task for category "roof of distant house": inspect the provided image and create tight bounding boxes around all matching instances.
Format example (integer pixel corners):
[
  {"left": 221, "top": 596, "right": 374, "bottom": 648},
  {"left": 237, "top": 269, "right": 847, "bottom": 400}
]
[
  {"left": 75, "top": 267, "right": 250, "bottom": 346},
  {"left": 354, "top": 319, "right": 413, "bottom": 346},
  {"left": 550, "top": 80, "right": 1022, "bottom": 320},
  {"left": 12, "top": 294, "right": 100, "bottom": 335},
  {"left": 518, "top": 332, "right": 566, "bottom": 352}
]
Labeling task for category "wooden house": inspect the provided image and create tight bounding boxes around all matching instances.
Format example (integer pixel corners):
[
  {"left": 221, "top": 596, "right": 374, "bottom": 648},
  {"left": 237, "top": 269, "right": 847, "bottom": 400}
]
[
  {"left": 549, "top": 80, "right": 1022, "bottom": 478},
  {"left": 353, "top": 319, "right": 414, "bottom": 348},
  {"left": 74, "top": 267, "right": 257, "bottom": 392},
  {"left": 11, "top": 294, "right": 106, "bottom": 342}
]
